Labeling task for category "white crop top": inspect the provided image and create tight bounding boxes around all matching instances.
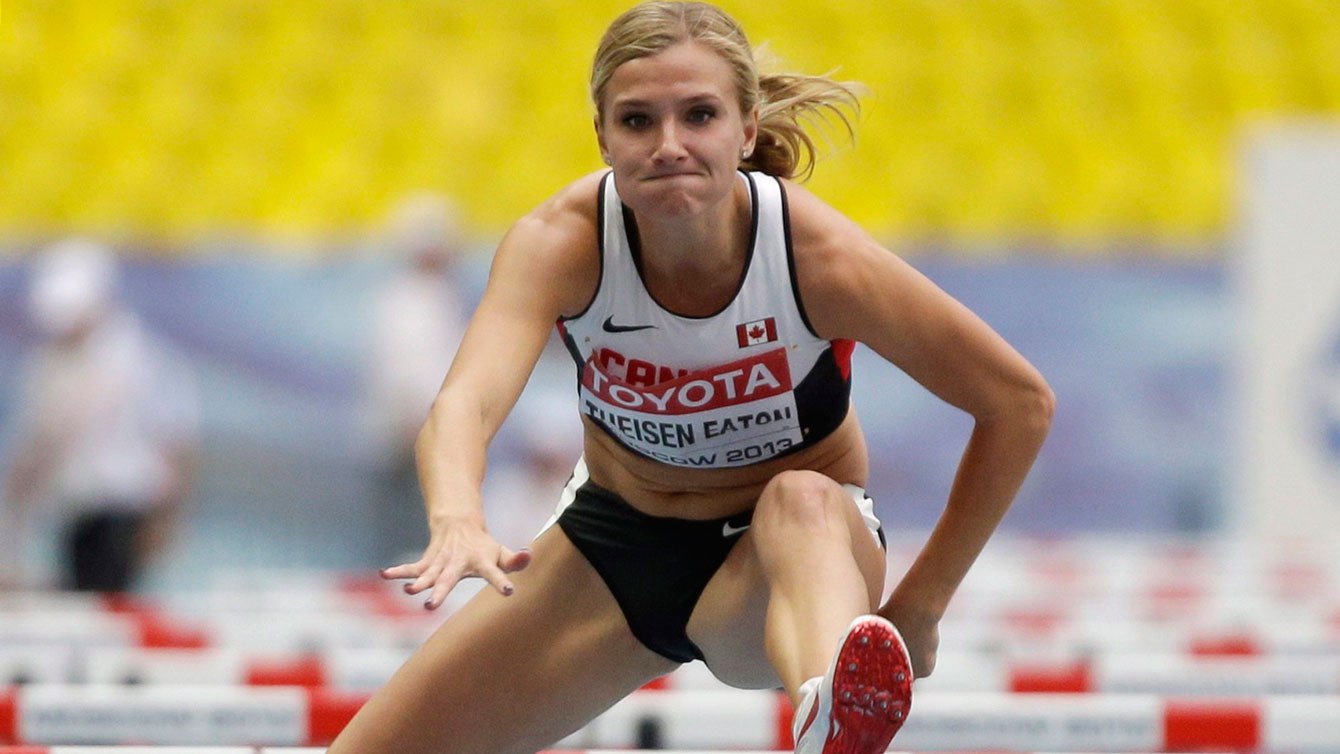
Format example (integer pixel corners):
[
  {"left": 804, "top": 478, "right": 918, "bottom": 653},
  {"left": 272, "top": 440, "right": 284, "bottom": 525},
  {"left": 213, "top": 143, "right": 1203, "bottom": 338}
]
[{"left": 556, "top": 171, "right": 855, "bottom": 468}]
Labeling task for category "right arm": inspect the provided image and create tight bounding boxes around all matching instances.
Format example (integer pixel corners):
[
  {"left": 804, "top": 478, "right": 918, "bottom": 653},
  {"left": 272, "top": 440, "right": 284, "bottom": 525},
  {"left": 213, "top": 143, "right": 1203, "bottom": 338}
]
[{"left": 381, "top": 176, "right": 602, "bottom": 609}]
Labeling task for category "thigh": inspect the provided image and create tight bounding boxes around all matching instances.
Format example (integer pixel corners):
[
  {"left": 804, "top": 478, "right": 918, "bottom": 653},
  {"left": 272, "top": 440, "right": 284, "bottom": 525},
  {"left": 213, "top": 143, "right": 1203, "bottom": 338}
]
[
  {"left": 328, "top": 523, "right": 679, "bottom": 754},
  {"left": 682, "top": 528, "right": 777, "bottom": 688},
  {"left": 686, "top": 483, "right": 887, "bottom": 689}
]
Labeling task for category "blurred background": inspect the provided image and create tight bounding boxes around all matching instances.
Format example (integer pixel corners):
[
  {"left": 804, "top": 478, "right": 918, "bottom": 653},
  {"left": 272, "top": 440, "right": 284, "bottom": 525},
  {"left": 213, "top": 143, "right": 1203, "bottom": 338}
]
[{"left": 1, "top": 0, "right": 1338, "bottom": 592}]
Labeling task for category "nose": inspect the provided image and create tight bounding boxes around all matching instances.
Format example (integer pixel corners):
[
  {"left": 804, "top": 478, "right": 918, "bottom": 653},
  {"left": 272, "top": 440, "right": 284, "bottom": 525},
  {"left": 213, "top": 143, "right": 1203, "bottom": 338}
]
[{"left": 653, "top": 121, "right": 688, "bottom": 162}]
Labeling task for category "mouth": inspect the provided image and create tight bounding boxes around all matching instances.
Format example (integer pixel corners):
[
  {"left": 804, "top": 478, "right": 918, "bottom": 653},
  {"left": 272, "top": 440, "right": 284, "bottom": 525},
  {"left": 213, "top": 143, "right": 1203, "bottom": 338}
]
[{"left": 644, "top": 171, "right": 701, "bottom": 181}]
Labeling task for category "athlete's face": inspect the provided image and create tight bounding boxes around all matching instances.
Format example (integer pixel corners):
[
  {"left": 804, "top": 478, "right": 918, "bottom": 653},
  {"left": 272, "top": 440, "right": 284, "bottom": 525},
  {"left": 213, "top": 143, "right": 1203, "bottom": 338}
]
[{"left": 596, "top": 41, "right": 758, "bottom": 218}]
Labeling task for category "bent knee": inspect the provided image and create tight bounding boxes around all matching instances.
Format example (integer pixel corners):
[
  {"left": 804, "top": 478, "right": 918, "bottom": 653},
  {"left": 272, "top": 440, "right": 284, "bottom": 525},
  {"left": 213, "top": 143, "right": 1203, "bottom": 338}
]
[{"left": 754, "top": 470, "right": 851, "bottom": 535}]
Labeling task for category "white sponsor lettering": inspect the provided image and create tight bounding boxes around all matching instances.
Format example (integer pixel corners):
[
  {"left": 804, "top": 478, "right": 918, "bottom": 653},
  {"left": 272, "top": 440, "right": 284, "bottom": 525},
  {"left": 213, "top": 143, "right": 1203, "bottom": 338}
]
[
  {"left": 745, "top": 362, "right": 782, "bottom": 394},
  {"left": 582, "top": 348, "right": 791, "bottom": 415},
  {"left": 578, "top": 347, "right": 804, "bottom": 467},
  {"left": 678, "top": 380, "right": 713, "bottom": 408},
  {"left": 21, "top": 686, "right": 305, "bottom": 744}
]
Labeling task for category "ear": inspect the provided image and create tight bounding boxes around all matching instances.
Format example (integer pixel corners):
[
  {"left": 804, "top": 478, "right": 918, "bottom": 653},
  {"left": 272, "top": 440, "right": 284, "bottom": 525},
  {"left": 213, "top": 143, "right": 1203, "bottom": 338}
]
[
  {"left": 742, "top": 106, "right": 759, "bottom": 156},
  {"left": 594, "top": 116, "right": 611, "bottom": 166}
]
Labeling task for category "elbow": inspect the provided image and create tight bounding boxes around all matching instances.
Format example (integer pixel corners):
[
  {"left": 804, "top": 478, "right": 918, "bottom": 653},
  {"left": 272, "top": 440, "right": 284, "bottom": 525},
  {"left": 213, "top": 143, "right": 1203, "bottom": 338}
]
[
  {"left": 981, "top": 370, "right": 1054, "bottom": 442},
  {"left": 1019, "top": 374, "right": 1055, "bottom": 440}
]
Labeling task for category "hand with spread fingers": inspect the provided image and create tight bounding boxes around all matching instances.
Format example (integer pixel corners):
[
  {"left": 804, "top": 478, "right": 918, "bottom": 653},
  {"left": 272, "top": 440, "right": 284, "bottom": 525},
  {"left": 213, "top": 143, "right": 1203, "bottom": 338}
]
[{"left": 381, "top": 514, "right": 533, "bottom": 610}]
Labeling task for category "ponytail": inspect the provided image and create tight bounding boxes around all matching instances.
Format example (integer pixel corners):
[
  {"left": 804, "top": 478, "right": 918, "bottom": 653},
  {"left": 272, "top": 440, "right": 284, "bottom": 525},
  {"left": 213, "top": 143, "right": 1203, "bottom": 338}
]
[{"left": 744, "top": 66, "right": 863, "bottom": 181}]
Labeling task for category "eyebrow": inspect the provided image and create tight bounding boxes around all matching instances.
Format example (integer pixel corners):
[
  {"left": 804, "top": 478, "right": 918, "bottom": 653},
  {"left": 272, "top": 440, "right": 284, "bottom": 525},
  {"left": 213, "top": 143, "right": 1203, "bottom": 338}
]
[{"left": 610, "top": 93, "right": 725, "bottom": 110}]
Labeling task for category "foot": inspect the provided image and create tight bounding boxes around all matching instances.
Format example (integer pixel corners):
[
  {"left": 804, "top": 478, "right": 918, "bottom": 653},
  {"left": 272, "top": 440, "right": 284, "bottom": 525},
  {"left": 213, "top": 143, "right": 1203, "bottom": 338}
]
[{"left": 792, "top": 615, "right": 913, "bottom": 754}]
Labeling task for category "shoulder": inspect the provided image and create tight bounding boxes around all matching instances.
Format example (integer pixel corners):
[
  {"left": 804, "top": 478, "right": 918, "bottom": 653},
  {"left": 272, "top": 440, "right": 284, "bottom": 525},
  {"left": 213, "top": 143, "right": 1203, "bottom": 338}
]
[
  {"left": 781, "top": 177, "right": 882, "bottom": 265},
  {"left": 513, "top": 171, "right": 605, "bottom": 239},
  {"left": 505, "top": 171, "right": 605, "bottom": 259},
  {"left": 492, "top": 171, "right": 606, "bottom": 317},
  {"left": 778, "top": 178, "right": 899, "bottom": 335}
]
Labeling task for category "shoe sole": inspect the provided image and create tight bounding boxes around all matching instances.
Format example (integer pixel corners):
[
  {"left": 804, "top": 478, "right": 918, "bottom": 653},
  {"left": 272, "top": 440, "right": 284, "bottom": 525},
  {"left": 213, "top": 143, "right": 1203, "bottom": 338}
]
[{"left": 820, "top": 616, "right": 914, "bottom": 754}]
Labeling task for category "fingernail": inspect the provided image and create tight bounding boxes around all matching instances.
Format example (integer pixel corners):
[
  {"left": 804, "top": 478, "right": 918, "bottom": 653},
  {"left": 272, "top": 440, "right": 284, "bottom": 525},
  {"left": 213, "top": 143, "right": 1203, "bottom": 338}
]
[
  {"left": 502, "top": 584, "right": 515, "bottom": 596},
  {"left": 424, "top": 598, "right": 435, "bottom": 610},
  {"left": 403, "top": 584, "right": 414, "bottom": 594}
]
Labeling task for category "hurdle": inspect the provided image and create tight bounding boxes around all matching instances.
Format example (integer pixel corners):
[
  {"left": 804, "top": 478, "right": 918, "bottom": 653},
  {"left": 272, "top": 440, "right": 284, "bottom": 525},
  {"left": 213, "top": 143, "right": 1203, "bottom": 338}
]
[
  {"left": 9, "top": 599, "right": 1336, "bottom": 659},
  {"left": 568, "top": 690, "right": 1340, "bottom": 752},
  {"left": 7, "top": 645, "right": 1332, "bottom": 696},
  {"left": 0, "top": 608, "right": 435, "bottom": 655},
  {"left": 5, "top": 605, "right": 1338, "bottom": 661},
  {"left": 0, "top": 750, "right": 1256, "bottom": 754},
  {"left": 5, "top": 688, "right": 1340, "bottom": 750},
  {"left": 0, "top": 687, "right": 364, "bottom": 747},
  {"left": 916, "top": 651, "right": 1340, "bottom": 695}
]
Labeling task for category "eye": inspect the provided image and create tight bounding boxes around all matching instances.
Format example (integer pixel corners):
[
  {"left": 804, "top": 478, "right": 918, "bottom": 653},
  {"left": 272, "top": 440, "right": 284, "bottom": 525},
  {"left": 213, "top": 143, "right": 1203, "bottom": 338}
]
[
  {"left": 620, "top": 113, "right": 651, "bottom": 129},
  {"left": 686, "top": 107, "right": 716, "bottom": 124}
]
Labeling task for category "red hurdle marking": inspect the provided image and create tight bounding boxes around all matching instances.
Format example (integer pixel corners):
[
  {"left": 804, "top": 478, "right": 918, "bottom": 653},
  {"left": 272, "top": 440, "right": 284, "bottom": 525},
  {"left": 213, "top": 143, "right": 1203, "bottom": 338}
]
[
  {"left": 1163, "top": 700, "right": 1259, "bottom": 751},
  {"left": 245, "top": 657, "right": 326, "bottom": 688},
  {"left": 100, "top": 595, "right": 209, "bottom": 650},
  {"left": 0, "top": 692, "right": 14, "bottom": 746},
  {"left": 1187, "top": 635, "right": 1261, "bottom": 658},
  {"left": 1008, "top": 660, "right": 1091, "bottom": 693},
  {"left": 305, "top": 690, "right": 366, "bottom": 745}
]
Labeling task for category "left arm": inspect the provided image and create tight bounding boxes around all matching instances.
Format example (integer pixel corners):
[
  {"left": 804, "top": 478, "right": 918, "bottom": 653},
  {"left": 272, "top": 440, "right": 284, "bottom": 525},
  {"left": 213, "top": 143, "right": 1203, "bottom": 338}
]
[{"left": 786, "top": 181, "right": 1055, "bottom": 676}]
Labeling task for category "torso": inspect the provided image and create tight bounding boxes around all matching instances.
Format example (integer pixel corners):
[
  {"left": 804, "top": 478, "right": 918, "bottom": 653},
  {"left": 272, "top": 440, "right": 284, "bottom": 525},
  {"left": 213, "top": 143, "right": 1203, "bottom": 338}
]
[
  {"left": 554, "top": 171, "right": 871, "bottom": 519},
  {"left": 582, "top": 411, "right": 869, "bottom": 519}
]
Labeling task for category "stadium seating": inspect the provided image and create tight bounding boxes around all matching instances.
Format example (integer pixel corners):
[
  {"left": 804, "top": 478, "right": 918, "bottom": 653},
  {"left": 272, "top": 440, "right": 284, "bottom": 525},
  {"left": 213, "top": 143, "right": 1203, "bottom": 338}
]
[{"left": 2, "top": 1, "right": 1339, "bottom": 248}]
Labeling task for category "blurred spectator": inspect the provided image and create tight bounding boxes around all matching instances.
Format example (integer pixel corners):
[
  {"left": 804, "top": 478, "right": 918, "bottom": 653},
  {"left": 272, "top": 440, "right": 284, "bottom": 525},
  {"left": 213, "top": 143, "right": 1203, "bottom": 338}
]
[
  {"left": 483, "top": 386, "right": 584, "bottom": 549},
  {"left": 1, "top": 239, "right": 200, "bottom": 592},
  {"left": 361, "top": 192, "right": 469, "bottom": 565}
]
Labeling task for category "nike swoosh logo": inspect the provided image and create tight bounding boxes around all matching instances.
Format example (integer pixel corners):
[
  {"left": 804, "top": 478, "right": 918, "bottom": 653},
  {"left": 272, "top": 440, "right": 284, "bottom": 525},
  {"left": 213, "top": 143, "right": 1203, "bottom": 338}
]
[
  {"left": 602, "top": 316, "right": 656, "bottom": 333},
  {"left": 722, "top": 521, "right": 751, "bottom": 537}
]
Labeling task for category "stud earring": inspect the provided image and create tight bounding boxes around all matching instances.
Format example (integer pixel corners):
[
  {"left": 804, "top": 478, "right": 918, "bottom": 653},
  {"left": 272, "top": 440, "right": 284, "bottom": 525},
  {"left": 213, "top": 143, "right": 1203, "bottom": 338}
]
[{"left": 602, "top": 155, "right": 612, "bottom": 165}]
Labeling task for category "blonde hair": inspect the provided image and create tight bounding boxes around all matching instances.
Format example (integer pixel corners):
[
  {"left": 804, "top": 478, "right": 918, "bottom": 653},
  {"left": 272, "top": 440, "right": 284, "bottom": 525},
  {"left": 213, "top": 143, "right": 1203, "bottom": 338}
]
[{"left": 591, "top": 1, "right": 862, "bottom": 181}]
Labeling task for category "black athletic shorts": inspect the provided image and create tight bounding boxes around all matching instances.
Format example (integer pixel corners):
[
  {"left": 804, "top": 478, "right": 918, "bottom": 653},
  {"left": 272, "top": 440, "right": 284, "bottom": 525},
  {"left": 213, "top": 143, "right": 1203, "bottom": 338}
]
[
  {"left": 552, "top": 468, "right": 884, "bottom": 664},
  {"left": 556, "top": 479, "right": 751, "bottom": 662}
]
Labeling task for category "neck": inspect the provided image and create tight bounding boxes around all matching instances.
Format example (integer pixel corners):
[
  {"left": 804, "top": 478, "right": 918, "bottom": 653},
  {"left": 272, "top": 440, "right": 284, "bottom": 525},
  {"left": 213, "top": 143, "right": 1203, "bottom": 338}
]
[
  {"left": 633, "top": 177, "right": 749, "bottom": 274},
  {"left": 629, "top": 179, "right": 753, "bottom": 316}
]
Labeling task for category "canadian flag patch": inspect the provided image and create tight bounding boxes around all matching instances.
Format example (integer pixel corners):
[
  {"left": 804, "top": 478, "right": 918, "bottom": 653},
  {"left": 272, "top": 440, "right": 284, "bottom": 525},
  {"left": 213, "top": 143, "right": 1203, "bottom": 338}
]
[{"left": 736, "top": 317, "right": 778, "bottom": 347}]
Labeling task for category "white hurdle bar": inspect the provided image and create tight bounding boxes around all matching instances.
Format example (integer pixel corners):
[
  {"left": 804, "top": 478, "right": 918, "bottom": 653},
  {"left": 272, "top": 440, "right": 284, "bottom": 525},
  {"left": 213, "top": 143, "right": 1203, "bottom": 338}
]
[
  {"left": 906, "top": 650, "right": 1340, "bottom": 695},
  {"left": 0, "top": 687, "right": 363, "bottom": 747},
  {"left": 561, "top": 690, "right": 1340, "bottom": 752},
  {"left": 0, "top": 750, "right": 1253, "bottom": 754},
  {"left": 0, "top": 608, "right": 439, "bottom": 655},
  {"left": 653, "top": 652, "right": 1340, "bottom": 696},
  {"left": 4, "top": 606, "right": 1337, "bottom": 657},
  {"left": 4, "top": 688, "right": 1340, "bottom": 751},
  {"left": 5, "top": 645, "right": 1337, "bottom": 696}
]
